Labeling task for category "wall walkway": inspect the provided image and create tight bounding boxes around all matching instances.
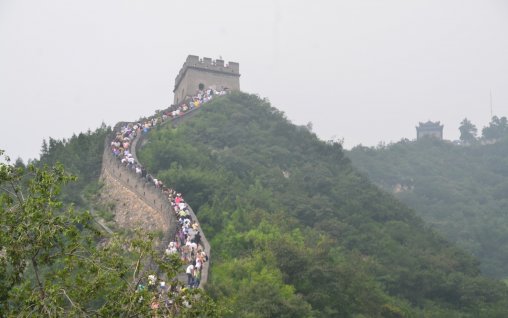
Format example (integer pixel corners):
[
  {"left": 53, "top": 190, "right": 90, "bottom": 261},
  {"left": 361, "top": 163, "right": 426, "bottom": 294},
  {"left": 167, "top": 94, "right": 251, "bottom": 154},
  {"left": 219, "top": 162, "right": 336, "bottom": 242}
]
[{"left": 100, "top": 107, "right": 211, "bottom": 288}]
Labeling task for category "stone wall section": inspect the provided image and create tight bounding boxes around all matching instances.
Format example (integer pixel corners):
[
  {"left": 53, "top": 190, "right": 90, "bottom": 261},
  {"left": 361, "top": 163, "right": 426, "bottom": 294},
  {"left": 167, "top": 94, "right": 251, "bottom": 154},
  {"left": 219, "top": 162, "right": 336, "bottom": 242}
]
[
  {"left": 100, "top": 141, "right": 176, "bottom": 241},
  {"left": 100, "top": 169, "right": 166, "bottom": 232},
  {"left": 134, "top": 115, "right": 212, "bottom": 286},
  {"left": 100, "top": 110, "right": 211, "bottom": 287}
]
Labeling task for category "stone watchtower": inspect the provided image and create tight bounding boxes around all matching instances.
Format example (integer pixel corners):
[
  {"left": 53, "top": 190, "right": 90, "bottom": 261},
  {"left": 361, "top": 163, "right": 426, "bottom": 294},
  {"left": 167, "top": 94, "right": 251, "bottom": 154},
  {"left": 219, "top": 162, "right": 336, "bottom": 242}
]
[
  {"left": 173, "top": 55, "right": 240, "bottom": 104},
  {"left": 416, "top": 121, "right": 444, "bottom": 140}
]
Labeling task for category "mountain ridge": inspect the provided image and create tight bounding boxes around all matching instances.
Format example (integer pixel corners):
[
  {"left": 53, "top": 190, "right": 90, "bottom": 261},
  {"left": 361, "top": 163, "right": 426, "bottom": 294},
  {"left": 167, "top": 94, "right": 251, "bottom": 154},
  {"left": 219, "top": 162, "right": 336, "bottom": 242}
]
[{"left": 135, "top": 91, "right": 508, "bottom": 317}]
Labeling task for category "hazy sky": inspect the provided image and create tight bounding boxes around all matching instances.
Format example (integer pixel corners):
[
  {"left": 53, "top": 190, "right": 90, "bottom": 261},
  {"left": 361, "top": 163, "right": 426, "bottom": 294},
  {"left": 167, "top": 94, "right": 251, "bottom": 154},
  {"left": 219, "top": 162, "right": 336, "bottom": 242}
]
[{"left": 1, "top": 0, "right": 507, "bottom": 161}]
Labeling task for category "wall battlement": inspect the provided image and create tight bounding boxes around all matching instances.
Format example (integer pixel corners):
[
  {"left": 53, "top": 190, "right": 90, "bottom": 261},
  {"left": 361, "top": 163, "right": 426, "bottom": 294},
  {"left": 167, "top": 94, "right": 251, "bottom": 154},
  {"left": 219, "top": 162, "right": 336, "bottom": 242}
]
[
  {"left": 173, "top": 55, "right": 240, "bottom": 104},
  {"left": 174, "top": 55, "right": 240, "bottom": 86}
]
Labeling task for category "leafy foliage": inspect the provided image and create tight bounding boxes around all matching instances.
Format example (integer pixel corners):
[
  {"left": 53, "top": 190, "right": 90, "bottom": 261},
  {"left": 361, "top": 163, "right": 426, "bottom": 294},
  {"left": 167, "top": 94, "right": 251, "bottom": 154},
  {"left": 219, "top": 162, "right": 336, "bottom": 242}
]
[
  {"left": 482, "top": 116, "right": 508, "bottom": 140},
  {"left": 138, "top": 92, "right": 508, "bottom": 317},
  {"left": 459, "top": 118, "right": 478, "bottom": 144},
  {"left": 0, "top": 151, "right": 222, "bottom": 316}
]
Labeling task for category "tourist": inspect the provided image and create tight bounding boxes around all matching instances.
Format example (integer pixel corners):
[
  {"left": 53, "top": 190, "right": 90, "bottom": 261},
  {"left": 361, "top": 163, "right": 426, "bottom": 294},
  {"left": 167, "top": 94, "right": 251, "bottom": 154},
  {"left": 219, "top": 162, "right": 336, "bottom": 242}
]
[{"left": 186, "top": 263, "right": 194, "bottom": 287}]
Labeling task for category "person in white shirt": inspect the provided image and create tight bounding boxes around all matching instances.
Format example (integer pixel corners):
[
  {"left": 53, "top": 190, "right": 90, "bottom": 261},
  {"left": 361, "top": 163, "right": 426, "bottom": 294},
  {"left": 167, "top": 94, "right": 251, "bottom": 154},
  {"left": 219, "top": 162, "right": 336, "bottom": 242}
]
[{"left": 186, "top": 264, "right": 194, "bottom": 286}]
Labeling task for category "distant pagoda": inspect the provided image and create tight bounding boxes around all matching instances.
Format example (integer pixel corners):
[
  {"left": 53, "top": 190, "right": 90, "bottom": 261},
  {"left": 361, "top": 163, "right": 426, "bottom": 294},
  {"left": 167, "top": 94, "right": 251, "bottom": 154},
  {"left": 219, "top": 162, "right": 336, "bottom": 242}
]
[
  {"left": 173, "top": 55, "right": 240, "bottom": 104},
  {"left": 416, "top": 121, "right": 444, "bottom": 140}
]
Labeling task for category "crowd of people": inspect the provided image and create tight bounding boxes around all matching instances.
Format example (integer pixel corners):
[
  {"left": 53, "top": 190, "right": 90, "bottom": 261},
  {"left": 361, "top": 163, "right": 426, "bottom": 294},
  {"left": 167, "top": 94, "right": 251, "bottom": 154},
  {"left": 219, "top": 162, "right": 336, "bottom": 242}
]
[
  {"left": 107, "top": 87, "right": 226, "bottom": 312},
  {"left": 170, "top": 87, "right": 228, "bottom": 117}
]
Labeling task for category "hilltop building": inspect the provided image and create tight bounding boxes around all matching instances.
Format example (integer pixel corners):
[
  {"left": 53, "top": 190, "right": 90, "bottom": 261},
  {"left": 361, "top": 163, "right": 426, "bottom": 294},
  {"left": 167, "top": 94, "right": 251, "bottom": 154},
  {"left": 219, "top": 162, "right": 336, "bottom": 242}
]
[
  {"left": 416, "top": 121, "right": 444, "bottom": 140},
  {"left": 173, "top": 55, "right": 240, "bottom": 104}
]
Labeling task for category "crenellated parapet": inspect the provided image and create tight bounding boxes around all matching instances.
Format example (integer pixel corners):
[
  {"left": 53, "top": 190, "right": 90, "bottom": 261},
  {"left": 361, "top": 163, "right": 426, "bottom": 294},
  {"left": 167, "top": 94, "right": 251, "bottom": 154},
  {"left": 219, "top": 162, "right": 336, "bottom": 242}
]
[{"left": 173, "top": 55, "right": 240, "bottom": 104}]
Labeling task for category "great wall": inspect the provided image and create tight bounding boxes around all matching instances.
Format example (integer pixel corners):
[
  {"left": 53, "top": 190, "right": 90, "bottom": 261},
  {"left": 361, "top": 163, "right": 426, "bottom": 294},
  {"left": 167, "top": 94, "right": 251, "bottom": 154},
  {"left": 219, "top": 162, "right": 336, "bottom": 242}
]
[
  {"left": 100, "top": 107, "right": 211, "bottom": 288},
  {"left": 98, "top": 55, "right": 240, "bottom": 289}
]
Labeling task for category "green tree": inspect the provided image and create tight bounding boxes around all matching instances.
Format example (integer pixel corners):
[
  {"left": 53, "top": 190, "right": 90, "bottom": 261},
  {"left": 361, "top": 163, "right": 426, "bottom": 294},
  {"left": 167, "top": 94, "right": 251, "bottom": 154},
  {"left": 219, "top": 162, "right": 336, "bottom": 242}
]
[
  {"left": 482, "top": 116, "right": 508, "bottom": 140},
  {"left": 459, "top": 118, "right": 478, "bottom": 144},
  {"left": 0, "top": 150, "right": 222, "bottom": 316}
]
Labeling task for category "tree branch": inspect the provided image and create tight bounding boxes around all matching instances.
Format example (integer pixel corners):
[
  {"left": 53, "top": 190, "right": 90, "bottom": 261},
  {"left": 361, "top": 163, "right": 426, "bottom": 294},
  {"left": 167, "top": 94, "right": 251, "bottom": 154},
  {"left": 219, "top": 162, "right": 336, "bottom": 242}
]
[
  {"left": 61, "top": 288, "right": 89, "bottom": 317},
  {"left": 133, "top": 250, "right": 145, "bottom": 283},
  {"left": 31, "top": 256, "right": 51, "bottom": 316}
]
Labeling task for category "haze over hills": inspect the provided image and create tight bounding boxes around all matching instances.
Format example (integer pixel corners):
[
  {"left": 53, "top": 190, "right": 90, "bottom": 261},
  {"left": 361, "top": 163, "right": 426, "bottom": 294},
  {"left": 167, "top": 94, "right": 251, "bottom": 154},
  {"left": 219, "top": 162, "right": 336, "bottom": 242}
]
[
  {"left": 348, "top": 132, "right": 508, "bottom": 280},
  {"left": 2, "top": 2, "right": 507, "bottom": 315},
  {"left": 4, "top": 91, "right": 508, "bottom": 316}
]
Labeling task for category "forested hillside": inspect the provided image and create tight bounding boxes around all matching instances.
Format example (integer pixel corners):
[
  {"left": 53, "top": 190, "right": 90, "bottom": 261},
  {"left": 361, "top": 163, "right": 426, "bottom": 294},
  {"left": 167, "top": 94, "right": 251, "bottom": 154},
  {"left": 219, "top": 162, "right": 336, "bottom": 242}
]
[
  {"left": 137, "top": 92, "right": 508, "bottom": 317},
  {"left": 1, "top": 124, "right": 225, "bottom": 316},
  {"left": 349, "top": 136, "right": 508, "bottom": 280},
  {"left": 37, "top": 124, "right": 111, "bottom": 206}
]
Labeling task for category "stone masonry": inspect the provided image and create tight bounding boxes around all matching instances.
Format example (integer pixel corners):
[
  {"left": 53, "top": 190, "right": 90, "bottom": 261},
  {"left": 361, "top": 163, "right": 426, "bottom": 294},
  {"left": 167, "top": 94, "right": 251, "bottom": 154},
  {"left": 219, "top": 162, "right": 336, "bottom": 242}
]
[
  {"left": 100, "top": 169, "right": 166, "bottom": 232},
  {"left": 100, "top": 86, "right": 213, "bottom": 287},
  {"left": 173, "top": 55, "right": 240, "bottom": 104}
]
